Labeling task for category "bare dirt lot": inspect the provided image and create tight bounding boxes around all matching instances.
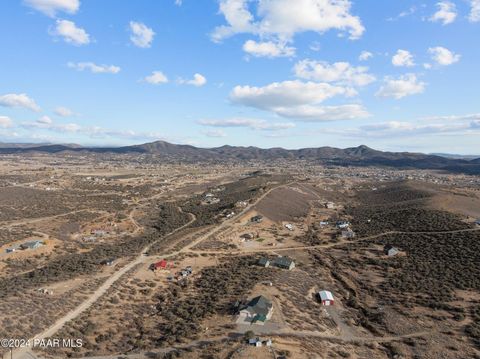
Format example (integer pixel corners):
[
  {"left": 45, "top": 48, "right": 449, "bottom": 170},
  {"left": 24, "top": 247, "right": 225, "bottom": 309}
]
[{"left": 254, "top": 184, "right": 319, "bottom": 222}]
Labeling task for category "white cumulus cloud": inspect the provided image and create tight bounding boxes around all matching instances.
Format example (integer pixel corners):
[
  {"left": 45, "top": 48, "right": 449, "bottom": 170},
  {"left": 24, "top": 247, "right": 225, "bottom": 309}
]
[
  {"left": 392, "top": 49, "right": 415, "bottom": 67},
  {"left": 129, "top": 21, "right": 155, "bottom": 48},
  {"left": 469, "top": 0, "right": 480, "bottom": 22},
  {"left": 51, "top": 19, "right": 90, "bottom": 45},
  {"left": 0, "top": 93, "right": 41, "bottom": 112},
  {"left": 23, "top": 0, "right": 79, "bottom": 17},
  {"left": 359, "top": 51, "right": 373, "bottom": 61},
  {"left": 243, "top": 39, "right": 295, "bottom": 58},
  {"left": 178, "top": 73, "right": 207, "bottom": 87},
  {"left": 294, "top": 60, "right": 376, "bottom": 87},
  {"left": 430, "top": 1, "right": 457, "bottom": 25},
  {"left": 376, "top": 74, "right": 426, "bottom": 99},
  {"left": 68, "top": 62, "right": 120, "bottom": 74},
  {"left": 230, "top": 80, "right": 367, "bottom": 121},
  {"left": 428, "top": 46, "right": 461, "bottom": 66},
  {"left": 211, "top": 0, "right": 365, "bottom": 44},
  {"left": 144, "top": 71, "right": 169, "bottom": 85}
]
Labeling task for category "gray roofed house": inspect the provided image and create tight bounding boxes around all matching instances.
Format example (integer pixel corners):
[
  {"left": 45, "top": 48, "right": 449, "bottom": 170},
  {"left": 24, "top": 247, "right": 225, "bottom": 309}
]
[
  {"left": 258, "top": 257, "right": 270, "bottom": 267},
  {"left": 238, "top": 295, "right": 273, "bottom": 324},
  {"left": 20, "top": 240, "right": 44, "bottom": 250},
  {"left": 272, "top": 256, "right": 295, "bottom": 270},
  {"left": 384, "top": 244, "right": 399, "bottom": 257},
  {"left": 250, "top": 215, "right": 264, "bottom": 223}
]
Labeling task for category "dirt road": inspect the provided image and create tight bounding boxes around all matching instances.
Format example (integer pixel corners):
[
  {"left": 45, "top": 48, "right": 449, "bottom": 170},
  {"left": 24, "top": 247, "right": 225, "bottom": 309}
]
[{"left": 11, "top": 181, "right": 289, "bottom": 359}]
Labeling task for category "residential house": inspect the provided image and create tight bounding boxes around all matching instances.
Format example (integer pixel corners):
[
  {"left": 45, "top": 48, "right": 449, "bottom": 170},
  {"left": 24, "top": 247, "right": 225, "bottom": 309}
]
[
  {"left": 250, "top": 215, "right": 264, "bottom": 223},
  {"left": 101, "top": 258, "right": 115, "bottom": 266},
  {"left": 336, "top": 221, "right": 350, "bottom": 229},
  {"left": 384, "top": 244, "right": 399, "bottom": 257},
  {"left": 20, "top": 240, "right": 44, "bottom": 250},
  {"left": 341, "top": 230, "right": 356, "bottom": 239},
  {"left": 240, "top": 233, "right": 255, "bottom": 242},
  {"left": 150, "top": 259, "right": 174, "bottom": 271},
  {"left": 325, "top": 202, "right": 335, "bottom": 209},
  {"left": 272, "top": 256, "right": 295, "bottom": 270},
  {"left": 318, "top": 290, "right": 335, "bottom": 306},
  {"left": 284, "top": 223, "right": 294, "bottom": 231},
  {"left": 319, "top": 221, "right": 329, "bottom": 227},
  {"left": 257, "top": 257, "right": 270, "bottom": 268},
  {"left": 248, "top": 338, "right": 262, "bottom": 347},
  {"left": 238, "top": 295, "right": 274, "bottom": 324}
]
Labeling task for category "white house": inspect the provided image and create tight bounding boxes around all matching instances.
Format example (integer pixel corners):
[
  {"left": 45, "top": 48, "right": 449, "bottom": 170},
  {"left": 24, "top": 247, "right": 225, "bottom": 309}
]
[{"left": 318, "top": 290, "right": 335, "bottom": 306}]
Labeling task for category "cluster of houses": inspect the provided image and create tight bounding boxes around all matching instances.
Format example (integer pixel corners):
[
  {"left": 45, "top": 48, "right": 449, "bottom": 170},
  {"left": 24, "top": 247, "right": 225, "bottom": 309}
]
[
  {"left": 83, "top": 228, "right": 111, "bottom": 242},
  {"left": 258, "top": 256, "right": 295, "bottom": 270},
  {"left": 5, "top": 240, "right": 44, "bottom": 253},
  {"left": 284, "top": 223, "right": 294, "bottom": 231}
]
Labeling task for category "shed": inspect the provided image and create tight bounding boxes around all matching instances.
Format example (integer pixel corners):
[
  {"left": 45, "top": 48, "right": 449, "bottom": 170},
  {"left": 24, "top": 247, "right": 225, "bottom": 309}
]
[{"left": 318, "top": 290, "right": 335, "bottom": 306}]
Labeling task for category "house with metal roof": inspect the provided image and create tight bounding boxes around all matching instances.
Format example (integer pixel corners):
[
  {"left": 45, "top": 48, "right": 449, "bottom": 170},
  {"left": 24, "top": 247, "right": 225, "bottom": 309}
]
[
  {"left": 384, "top": 244, "right": 399, "bottom": 257},
  {"left": 20, "top": 240, "right": 44, "bottom": 250},
  {"left": 238, "top": 295, "right": 273, "bottom": 325},
  {"left": 272, "top": 256, "right": 295, "bottom": 270},
  {"left": 257, "top": 257, "right": 270, "bottom": 267}
]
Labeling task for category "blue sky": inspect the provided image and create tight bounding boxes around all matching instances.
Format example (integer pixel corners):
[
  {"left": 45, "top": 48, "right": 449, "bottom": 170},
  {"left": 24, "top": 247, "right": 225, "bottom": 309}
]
[{"left": 0, "top": 0, "right": 479, "bottom": 153}]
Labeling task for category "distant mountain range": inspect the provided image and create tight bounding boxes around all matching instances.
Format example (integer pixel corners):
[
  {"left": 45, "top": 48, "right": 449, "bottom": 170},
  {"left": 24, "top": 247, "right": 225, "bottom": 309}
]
[{"left": 1, "top": 141, "right": 479, "bottom": 174}]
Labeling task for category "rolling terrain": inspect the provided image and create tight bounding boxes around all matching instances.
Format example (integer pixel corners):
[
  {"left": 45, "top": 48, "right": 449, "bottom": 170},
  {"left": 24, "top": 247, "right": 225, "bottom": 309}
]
[{"left": 0, "top": 141, "right": 479, "bottom": 174}]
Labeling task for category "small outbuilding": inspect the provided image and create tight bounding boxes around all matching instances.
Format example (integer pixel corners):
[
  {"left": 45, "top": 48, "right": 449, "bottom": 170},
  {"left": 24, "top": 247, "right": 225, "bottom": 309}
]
[{"left": 318, "top": 290, "right": 335, "bottom": 306}]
